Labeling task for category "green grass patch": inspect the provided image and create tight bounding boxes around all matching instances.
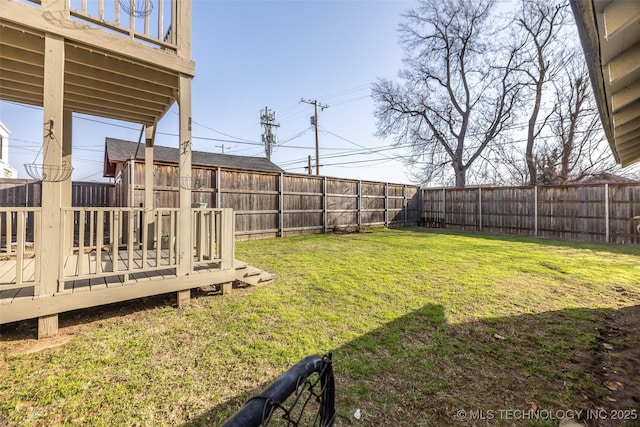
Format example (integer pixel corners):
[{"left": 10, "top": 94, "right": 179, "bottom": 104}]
[{"left": 1, "top": 228, "right": 639, "bottom": 426}]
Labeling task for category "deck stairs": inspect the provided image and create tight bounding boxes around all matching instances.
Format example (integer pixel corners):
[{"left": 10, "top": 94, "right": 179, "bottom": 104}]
[{"left": 234, "top": 260, "right": 276, "bottom": 287}]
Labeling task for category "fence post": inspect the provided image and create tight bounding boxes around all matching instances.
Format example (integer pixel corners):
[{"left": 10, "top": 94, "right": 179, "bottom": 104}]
[
  {"left": 216, "top": 166, "right": 221, "bottom": 208},
  {"left": 403, "top": 184, "right": 407, "bottom": 226},
  {"left": 605, "top": 183, "right": 609, "bottom": 243},
  {"left": 384, "top": 182, "right": 389, "bottom": 227},
  {"left": 442, "top": 187, "right": 446, "bottom": 227},
  {"left": 357, "top": 180, "right": 362, "bottom": 230},
  {"left": 418, "top": 187, "right": 422, "bottom": 226},
  {"left": 279, "top": 172, "right": 285, "bottom": 237},
  {"left": 478, "top": 186, "right": 482, "bottom": 231},
  {"left": 323, "top": 176, "right": 327, "bottom": 233},
  {"left": 534, "top": 185, "right": 538, "bottom": 236}
]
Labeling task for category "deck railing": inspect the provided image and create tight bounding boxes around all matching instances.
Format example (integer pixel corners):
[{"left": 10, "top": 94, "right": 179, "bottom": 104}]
[
  {"left": 17, "top": 0, "right": 177, "bottom": 51},
  {"left": 193, "top": 208, "right": 226, "bottom": 266},
  {"left": 60, "top": 207, "right": 233, "bottom": 287},
  {"left": 60, "top": 208, "right": 178, "bottom": 286},
  {"left": 0, "top": 207, "right": 233, "bottom": 297},
  {"left": 0, "top": 208, "right": 41, "bottom": 293}
]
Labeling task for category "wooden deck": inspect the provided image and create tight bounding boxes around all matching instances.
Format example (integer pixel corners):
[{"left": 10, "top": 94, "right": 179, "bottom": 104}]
[
  {"left": 0, "top": 248, "right": 224, "bottom": 305},
  {"left": 0, "top": 207, "right": 247, "bottom": 329},
  {"left": 1, "top": 255, "right": 275, "bottom": 330},
  {"left": 0, "top": 207, "right": 275, "bottom": 335}
]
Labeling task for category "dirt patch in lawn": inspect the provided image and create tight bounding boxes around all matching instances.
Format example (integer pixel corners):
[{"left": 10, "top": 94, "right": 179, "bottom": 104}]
[{"left": 589, "top": 304, "right": 640, "bottom": 427}]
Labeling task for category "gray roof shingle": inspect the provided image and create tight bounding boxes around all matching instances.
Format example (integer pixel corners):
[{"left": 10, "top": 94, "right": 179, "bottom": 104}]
[{"left": 104, "top": 138, "right": 283, "bottom": 176}]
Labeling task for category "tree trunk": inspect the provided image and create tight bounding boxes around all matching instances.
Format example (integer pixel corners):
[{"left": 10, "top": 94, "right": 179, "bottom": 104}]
[
  {"left": 526, "top": 128, "right": 537, "bottom": 185},
  {"left": 526, "top": 72, "right": 545, "bottom": 185},
  {"left": 452, "top": 160, "right": 466, "bottom": 187}
]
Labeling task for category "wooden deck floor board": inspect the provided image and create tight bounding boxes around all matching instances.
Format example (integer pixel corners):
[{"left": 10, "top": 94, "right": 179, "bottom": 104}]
[
  {"left": 1, "top": 249, "right": 222, "bottom": 306},
  {"left": 0, "top": 259, "right": 16, "bottom": 280},
  {"left": 22, "top": 258, "right": 36, "bottom": 282},
  {"left": 1, "top": 258, "right": 36, "bottom": 287}
]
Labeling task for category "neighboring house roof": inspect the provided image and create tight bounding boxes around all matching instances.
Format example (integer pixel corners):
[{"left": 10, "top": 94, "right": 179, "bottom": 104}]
[
  {"left": 103, "top": 138, "right": 283, "bottom": 177},
  {"left": 576, "top": 173, "right": 640, "bottom": 185},
  {"left": 570, "top": 0, "right": 640, "bottom": 168}
]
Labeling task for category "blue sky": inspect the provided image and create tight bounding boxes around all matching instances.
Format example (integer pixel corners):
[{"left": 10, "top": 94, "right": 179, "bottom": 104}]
[{"left": 0, "top": 0, "right": 419, "bottom": 184}]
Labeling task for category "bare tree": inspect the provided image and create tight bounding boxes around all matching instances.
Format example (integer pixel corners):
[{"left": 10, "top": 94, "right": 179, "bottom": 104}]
[
  {"left": 372, "top": 0, "right": 521, "bottom": 187},
  {"left": 536, "top": 55, "right": 620, "bottom": 184},
  {"left": 514, "top": 0, "right": 569, "bottom": 185}
]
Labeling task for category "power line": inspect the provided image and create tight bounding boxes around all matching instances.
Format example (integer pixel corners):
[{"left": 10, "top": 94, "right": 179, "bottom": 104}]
[
  {"left": 76, "top": 170, "right": 105, "bottom": 181},
  {"left": 285, "top": 155, "right": 406, "bottom": 171},
  {"left": 319, "top": 126, "right": 404, "bottom": 164},
  {"left": 316, "top": 83, "right": 371, "bottom": 101},
  {"left": 329, "top": 95, "right": 370, "bottom": 107},
  {"left": 277, "top": 143, "right": 413, "bottom": 169},
  {"left": 278, "top": 127, "right": 311, "bottom": 145},
  {"left": 169, "top": 109, "right": 258, "bottom": 144}
]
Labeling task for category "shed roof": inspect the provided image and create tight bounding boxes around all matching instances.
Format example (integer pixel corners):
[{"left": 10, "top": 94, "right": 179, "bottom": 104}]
[{"left": 104, "top": 138, "right": 283, "bottom": 177}]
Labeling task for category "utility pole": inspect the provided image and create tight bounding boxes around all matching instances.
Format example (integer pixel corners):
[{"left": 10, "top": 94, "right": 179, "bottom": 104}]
[
  {"left": 215, "top": 144, "right": 230, "bottom": 154},
  {"left": 301, "top": 98, "right": 328, "bottom": 175},
  {"left": 260, "top": 106, "right": 279, "bottom": 161}
]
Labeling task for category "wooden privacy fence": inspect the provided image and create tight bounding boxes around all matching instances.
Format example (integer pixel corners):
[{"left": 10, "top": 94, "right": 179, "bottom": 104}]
[
  {"left": 0, "top": 179, "right": 113, "bottom": 207},
  {"left": 422, "top": 183, "right": 640, "bottom": 244},
  {"left": 129, "top": 168, "right": 422, "bottom": 240},
  {"left": 4, "top": 176, "right": 638, "bottom": 244},
  {"left": 0, "top": 180, "right": 114, "bottom": 243},
  {"left": 0, "top": 173, "right": 421, "bottom": 241}
]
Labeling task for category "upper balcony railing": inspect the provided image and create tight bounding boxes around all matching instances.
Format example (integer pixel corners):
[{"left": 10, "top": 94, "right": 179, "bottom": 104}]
[{"left": 19, "top": 0, "right": 178, "bottom": 52}]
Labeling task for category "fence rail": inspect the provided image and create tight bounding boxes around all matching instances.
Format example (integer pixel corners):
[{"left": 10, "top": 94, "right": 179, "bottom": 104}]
[{"left": 421, "top": 183, "right": 640, "bottom": 244}]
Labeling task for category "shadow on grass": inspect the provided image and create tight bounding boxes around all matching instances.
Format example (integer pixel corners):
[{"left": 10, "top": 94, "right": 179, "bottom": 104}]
[{"left": 186, "top": 304, "right": 639, "bottom": 427}]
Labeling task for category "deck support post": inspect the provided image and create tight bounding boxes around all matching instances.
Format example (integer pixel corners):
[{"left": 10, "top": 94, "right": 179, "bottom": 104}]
[
  {"left": 39, "top": 33, "right": 65, "bottom": 338},
  {"left": 177, "top": 289, "right": 190, "bottom": 307},
  {"left": 38, "top": 314, "right": 58, "bottom": 338},
  {"left": 177, "top": 74, "right": 193, "bottom": 277},
  {"left": 220, "top": 281, "right": 233, "bottom": 295},
  {"left": 220, "top": 209, "right": 234, "bottom": 270},
  {"left": 62, "top": 109, "right": 73, "bottom": 255},
  {"left": 145, "top": 126, "right": 156, "bottom": 247}
]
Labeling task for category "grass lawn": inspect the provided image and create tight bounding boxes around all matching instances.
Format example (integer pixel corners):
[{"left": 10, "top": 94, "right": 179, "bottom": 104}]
[{"left": 1, "top": 228, "right": 639, "bottom": 426}]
